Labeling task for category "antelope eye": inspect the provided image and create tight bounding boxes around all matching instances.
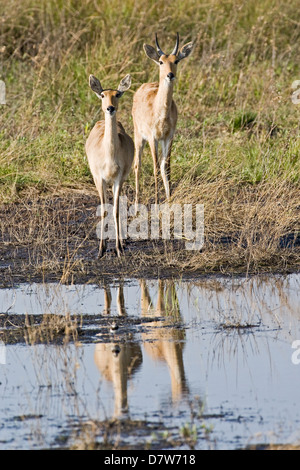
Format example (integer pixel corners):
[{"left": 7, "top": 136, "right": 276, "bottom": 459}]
[
  {"left": 100, "top": 93, "right": 105, "bottom": 99},
  {"left": 174, "top": 59, "right": 179, "bottom": 65},
  {"left": 159, "top": 61, "right": 163, "bottom": 65},
  {"left": 116, "top": 92, "right": 122, "bottom": 98}
]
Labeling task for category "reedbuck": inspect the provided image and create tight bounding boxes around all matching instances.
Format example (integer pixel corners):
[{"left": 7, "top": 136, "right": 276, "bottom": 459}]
[
  {"left": 132, "top": 33, "right": 193, "bottom": 208},
  {"left": 86, "top": 74, "right": 134, "bottom": 257}
]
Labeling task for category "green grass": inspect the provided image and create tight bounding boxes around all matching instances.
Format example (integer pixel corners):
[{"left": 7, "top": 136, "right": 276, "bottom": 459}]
[
  {"left": 0, "top": 0, "right": 299, "bottom": 274},
  {"left": 0, "top": 0, "right": 299, "bottom": 200}
]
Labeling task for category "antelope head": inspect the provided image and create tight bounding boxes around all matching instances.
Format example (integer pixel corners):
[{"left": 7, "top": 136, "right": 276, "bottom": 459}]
[
  {"left": 143, "top": 33, "right": 193, "bottom": 84},
  {"left": 89, "top": 74, "right": 132, "bottom": 116}
]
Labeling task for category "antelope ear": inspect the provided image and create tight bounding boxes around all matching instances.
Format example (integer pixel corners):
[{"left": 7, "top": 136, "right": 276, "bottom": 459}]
[
  {"left": 89, "top": 75, "right": 103, "bottom": 98},
  {"left": 143, "top": 44, "right": 161, "bottom": 65},
  {"left": 177, "top": 42, "right": 194, "bottom": 62},
  {"left": 118, "top": 74, "right": 132, "bottom": 93}
]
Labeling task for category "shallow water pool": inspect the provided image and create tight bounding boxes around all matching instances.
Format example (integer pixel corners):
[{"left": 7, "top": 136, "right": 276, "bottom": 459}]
[{"left": 0, "top": 274, "right": 299, "bottom": 449}]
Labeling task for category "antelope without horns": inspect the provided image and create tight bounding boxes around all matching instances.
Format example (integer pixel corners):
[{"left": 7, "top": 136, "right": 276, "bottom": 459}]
[
  {"left": 85, "top": 74, "right": 134, "bottom": 258},
  {"left": 132, "top": 32, "right": 193, "bottom": 209}
]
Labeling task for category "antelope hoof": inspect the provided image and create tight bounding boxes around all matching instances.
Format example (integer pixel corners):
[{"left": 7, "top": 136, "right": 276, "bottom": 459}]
[
  {"left": 115, "top": 241, "right": 125, "bottom": 258},
  {"left": 98, "top": 245, "right": 107, "bottom": 259},
  {"left": 116, "top": 247, "right": 124, "bottom": 258}
]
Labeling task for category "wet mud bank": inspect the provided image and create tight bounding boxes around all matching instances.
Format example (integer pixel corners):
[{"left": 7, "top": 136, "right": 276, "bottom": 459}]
[
  {"left": 0, "top": 311, "right": 171, "bottom": 346},
  {"left": 0, "top": 193, "right": 299, "bottom": 286}
]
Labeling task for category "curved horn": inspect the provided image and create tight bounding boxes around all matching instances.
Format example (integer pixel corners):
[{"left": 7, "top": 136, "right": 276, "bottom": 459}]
[
  {"left": 171, "top": 32, "right": 179, "bottom": 56},
  {"left": 155, "top": 33, "right": 165, "bottom": 56}
]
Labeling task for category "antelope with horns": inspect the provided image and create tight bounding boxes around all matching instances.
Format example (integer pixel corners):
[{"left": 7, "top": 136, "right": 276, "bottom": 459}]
[
  {"left": 132, "top": 33, "right": 193, "bottom": 209},
  {"left": 86, "top": 74, "right": 134, "bottom": 257}
]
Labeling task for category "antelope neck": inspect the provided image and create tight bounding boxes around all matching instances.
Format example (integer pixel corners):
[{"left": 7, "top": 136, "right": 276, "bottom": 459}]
[
  {"left": 104, "top": 111, "right": 119, "bottom": 158},
  {"left": 155, "top": 78, "right": 174, "bottom": 118}
]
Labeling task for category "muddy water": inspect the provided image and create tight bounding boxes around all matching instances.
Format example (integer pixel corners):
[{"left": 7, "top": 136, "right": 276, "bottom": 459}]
[{"left": 0, "top": 274, "right": 299, "bottom": 449}]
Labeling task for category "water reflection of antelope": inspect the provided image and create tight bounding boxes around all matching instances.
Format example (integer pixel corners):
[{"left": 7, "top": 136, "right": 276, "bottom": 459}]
[
  {"left": 94, "top": 282, "right": 142, "bottom": 417},
  {"left": 140, "top": 279, "right": 188, "bottom": 402},
  {"left": 94, "top": 280, "right": 188, "bottom": 417},
  {"left": 94, "top": 341, "right": 142, "bottom": 417}
]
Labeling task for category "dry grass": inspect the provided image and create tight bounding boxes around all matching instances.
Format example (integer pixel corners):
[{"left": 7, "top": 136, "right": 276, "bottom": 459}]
[
  {"left": 172, "top": 178, "right": 299, "bottom": 272},
  {"left": 0, "top": 311, "right": 81, "bottom": 345},
  {"left": 0, "top": 183, "right": 298, "bottom": 282}
]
